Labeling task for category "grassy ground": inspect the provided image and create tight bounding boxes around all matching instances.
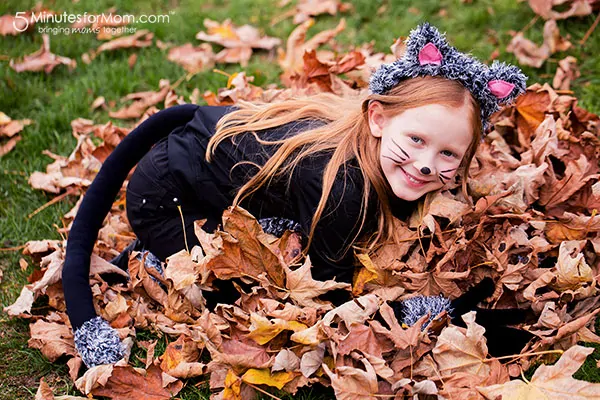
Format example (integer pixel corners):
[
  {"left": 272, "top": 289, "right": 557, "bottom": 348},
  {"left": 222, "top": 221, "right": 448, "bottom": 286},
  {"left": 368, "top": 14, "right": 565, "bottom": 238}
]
[{"left": 1, "top": 0, "right": 599, "bottom": 398}]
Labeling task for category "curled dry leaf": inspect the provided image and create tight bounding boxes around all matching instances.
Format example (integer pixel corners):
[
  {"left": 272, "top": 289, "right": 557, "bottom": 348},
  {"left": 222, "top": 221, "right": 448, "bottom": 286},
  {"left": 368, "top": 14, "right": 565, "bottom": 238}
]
[
  {"left": 322, "top": 357, "right": 379, "bottom": 400},
  {"left": 278, "top": 18, "right": 346, "bottom": 76},
  {"left": 553, "top": 56, "right": 580, "bottom": 91},
  {"left": 167, "top": 42, "right": 215, "bottom": 73},
  {"left": 108, "top": 80, "right": 171, "bottom": 119},
  {"left": 195, "top": 18, "right": 281, "bottom": 66},
  {"left": 272, "top": 348, "right": 301, "bottom": 372},
  {"left": 3, "top": 286, "right": 35, "bottom": 316},
  {"left": 478, "top": 345, "right": 600, "bottom": 399},
  {"left": 246, "top": 313, "right": 307, "bottom": 345},
  {"left": 35, "top": 377, "right": 54, "bottom": 400},
  {"left": 97, "top": 29, "right": 154, "bottom": 53},
  {"left": 527, "top": 0, "right": 597, "bottom": 19},
  {"left": 506, "top": 20, "right": 571, "bottom": 68},
  {"left": 0, "top": 111, "right": 33, "bottom": 138},
  {"left": 28, "top": 318, "right": 77, "bottom": 362},
  {"left": 159, "top": 335, "right": 205, "bottom": 379},
  {"left": 300, "top": 342, "right": 325, "bottom": 377},
  {"left": 274, "top": 0, "right": 353, "bottom": 25},
  {"left": 0, "top": 135, "right": 22, "bottom": 156},
  {"left": 241, "top": 368, "right": 295, "bottom": 390},
  {"left": 10, "top": 34, "right": 77, "bottom": 73}
]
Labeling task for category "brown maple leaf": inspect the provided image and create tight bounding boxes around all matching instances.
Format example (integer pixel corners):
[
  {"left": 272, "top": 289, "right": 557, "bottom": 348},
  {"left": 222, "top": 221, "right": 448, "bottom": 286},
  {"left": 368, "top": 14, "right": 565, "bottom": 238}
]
[
  {"left": 91, "top": 364, "right": 183, "bottom": 400},
  {"left": 284, "top": 257, "right": 350, "bottom": 309}
]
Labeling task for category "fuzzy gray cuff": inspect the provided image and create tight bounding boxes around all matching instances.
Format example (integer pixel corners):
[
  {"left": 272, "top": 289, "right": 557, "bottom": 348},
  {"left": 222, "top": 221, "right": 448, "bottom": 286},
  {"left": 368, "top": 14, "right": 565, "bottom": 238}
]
[
  {"left": 258, "top": 217, "right": 303, "bottom": 238},
  {"left": 399, "top": 294, "right": 453, "bottom": 328},
  {"left": 74, "top": 316, "right": 125, "bottom": 368}
]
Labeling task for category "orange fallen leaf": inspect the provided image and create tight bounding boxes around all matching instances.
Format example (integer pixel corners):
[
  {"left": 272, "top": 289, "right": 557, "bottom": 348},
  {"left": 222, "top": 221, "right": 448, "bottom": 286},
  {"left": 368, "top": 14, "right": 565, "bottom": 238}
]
[
  {"left": 35, "top": 377, "right": 54, "bottom": 400},
  {"left": 159, "top": 335, "right": 205, "bottom": 379}
]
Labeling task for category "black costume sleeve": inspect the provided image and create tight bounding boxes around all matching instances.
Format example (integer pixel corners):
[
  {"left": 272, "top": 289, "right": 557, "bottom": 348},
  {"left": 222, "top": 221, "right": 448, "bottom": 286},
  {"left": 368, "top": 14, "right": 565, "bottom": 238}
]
[
  {"left": 291, "top": 155, "right": 376, "bottom": 284},
  {"left": 62, "top": 104, "right": 200, "bottom": 330}
]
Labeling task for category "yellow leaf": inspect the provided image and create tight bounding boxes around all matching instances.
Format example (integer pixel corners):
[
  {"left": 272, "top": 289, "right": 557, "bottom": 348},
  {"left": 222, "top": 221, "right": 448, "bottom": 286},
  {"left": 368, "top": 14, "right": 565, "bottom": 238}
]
[
  {"left": 207, "top": 21, "right": 239, "bottom": 40},
  {"left": 241, "top": 368, "right": 295, "bottom": 390},
  {"left": 352, "top": 253, "right": 379, "bottom": 295},
  {"left": 223, "top": 369, "right": 242, "bottom": 400},
  {"left": 247, "top": 313, "right": 307, "bottom": 345},
  {"left": 227, "top": 72, "right": 239, "bottom": 88}
]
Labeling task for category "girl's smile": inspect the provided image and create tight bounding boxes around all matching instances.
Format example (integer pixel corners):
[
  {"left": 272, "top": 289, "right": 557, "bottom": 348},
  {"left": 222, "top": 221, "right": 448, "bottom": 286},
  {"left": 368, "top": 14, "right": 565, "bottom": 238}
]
[{"left": 400, "top": 166, "right": 431, "bottom": 187}]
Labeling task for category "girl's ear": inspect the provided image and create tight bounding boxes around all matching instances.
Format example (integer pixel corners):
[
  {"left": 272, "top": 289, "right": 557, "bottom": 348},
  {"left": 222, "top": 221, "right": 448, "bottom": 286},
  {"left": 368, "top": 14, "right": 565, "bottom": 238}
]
[{"left": 367, "top": 101, "right": 386, "bottom": 138}]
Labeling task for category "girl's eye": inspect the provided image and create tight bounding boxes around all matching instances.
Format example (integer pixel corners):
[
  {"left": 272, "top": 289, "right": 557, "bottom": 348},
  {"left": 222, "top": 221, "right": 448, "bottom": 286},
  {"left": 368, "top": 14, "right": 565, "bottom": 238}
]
[
  {"left": 410, "top": 136, "right": 422, "bottom": 143},
  {"left": 442, "top": 150, "right": 455, "bottom": 157}
]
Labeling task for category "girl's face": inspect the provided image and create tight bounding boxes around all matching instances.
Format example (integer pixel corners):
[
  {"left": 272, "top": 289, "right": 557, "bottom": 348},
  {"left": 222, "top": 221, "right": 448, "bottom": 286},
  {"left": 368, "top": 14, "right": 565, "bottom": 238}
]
[{"left": 368, "top": 101, "right": 473, "bottom": 202}]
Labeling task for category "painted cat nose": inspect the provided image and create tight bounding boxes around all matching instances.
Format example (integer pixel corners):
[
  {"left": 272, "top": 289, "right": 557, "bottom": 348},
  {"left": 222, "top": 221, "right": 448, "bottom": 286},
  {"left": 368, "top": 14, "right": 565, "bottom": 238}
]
[{"left": 420, "top": 166, "right": 431, "bottom": 175}]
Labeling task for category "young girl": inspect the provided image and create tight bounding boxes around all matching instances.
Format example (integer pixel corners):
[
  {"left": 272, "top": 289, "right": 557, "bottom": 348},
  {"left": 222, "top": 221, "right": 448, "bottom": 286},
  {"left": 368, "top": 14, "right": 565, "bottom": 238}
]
[{"left": 62, "top": 23, "right": 528, "bottom": 368}]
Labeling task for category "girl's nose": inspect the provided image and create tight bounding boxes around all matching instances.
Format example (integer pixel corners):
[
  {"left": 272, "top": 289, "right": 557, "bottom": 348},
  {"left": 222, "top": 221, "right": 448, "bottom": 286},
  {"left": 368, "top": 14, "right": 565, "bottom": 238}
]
[{"left": 420, "top": 166, "right": 431, "bottom": 175}]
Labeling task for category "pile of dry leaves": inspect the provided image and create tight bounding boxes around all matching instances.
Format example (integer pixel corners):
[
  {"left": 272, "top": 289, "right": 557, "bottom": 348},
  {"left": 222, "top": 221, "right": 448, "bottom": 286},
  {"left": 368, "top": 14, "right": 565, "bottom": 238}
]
[{"left": 3, "top": 2, "right": 600, "bottom": 399}]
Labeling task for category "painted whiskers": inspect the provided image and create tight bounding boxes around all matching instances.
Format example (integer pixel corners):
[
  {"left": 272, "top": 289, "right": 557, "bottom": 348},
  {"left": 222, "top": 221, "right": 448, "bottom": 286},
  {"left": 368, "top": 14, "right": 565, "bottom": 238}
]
[{"left": 382, "top": 138, "right": 458, "bottom": 184}]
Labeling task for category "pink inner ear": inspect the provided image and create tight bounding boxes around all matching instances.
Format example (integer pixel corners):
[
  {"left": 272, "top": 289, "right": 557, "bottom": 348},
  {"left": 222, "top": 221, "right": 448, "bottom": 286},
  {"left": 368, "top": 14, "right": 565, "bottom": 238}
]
[
  {"left": 488, "top": 80, "right": 515, "bottom": 98},
  {"left": 418, "top": 42, "right": 443, "bottom": 65}
]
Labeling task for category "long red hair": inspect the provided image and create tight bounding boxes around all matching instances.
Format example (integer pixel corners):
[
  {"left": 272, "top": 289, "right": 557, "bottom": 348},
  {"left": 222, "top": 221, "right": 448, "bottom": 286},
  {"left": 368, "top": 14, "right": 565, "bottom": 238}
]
[{"left": 205, "top": 76, "right": 482, "bottom": 262}]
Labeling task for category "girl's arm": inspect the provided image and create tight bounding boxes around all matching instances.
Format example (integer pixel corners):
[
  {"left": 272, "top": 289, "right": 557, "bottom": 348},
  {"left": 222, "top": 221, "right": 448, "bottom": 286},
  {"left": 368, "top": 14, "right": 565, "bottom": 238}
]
[
  {"left": 291, "top": 156, "right": 375, "bottom": 285},
  {"left": 61, "top": 103, "right": 199, "bottom": 367}
]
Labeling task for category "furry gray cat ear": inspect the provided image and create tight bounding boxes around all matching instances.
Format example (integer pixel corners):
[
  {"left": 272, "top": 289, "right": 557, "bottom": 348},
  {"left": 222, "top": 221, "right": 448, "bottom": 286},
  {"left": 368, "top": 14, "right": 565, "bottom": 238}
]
[
  {"left": 402, "top": 22, "right": 455, "bottom": 66},
  {"left": 485, "top": 61, "right": 528, "bottom": 105}
]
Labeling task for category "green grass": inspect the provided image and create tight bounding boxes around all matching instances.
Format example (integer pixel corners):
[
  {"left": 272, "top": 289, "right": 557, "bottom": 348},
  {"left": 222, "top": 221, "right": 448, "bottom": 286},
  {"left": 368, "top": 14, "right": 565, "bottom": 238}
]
[{"left": 1, "top": 0, "right": 599, "bottom": 398}]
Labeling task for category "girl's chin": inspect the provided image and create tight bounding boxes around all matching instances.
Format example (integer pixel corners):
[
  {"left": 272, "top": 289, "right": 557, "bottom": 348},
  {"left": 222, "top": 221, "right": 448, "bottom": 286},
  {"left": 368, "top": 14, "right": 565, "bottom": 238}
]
[{"left": 391, "top": 184, "right": 422, "bottom": 201}]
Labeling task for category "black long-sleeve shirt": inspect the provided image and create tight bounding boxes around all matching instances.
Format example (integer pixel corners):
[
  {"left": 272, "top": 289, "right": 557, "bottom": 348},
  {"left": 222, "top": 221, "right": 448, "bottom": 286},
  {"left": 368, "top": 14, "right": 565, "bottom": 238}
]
[{"left": 62, "top": 104, "right": 417, "bottom": 330}]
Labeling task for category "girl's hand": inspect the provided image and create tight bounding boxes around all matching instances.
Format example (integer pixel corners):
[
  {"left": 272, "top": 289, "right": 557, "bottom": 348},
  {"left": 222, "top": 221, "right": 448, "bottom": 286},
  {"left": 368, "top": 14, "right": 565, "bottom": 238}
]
[{"left": 390, "top": 278, "right": 535, "bottom": 357}]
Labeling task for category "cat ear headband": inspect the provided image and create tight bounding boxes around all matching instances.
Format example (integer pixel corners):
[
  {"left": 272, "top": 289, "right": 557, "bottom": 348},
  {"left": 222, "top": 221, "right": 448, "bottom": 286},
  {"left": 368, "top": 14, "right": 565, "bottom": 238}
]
[{"left": 369, "top": 22, "right": 528, "bottom": 135}]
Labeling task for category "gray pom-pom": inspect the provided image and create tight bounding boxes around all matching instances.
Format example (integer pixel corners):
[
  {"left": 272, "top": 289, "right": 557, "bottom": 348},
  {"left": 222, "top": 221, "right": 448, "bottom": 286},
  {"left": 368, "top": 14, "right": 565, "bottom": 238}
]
[
  {"left": 74, "top": 317, "right": 125, "bottom": 368},
  {"left": 399, "top": 294, "right": 453, "bottom": 329}
]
